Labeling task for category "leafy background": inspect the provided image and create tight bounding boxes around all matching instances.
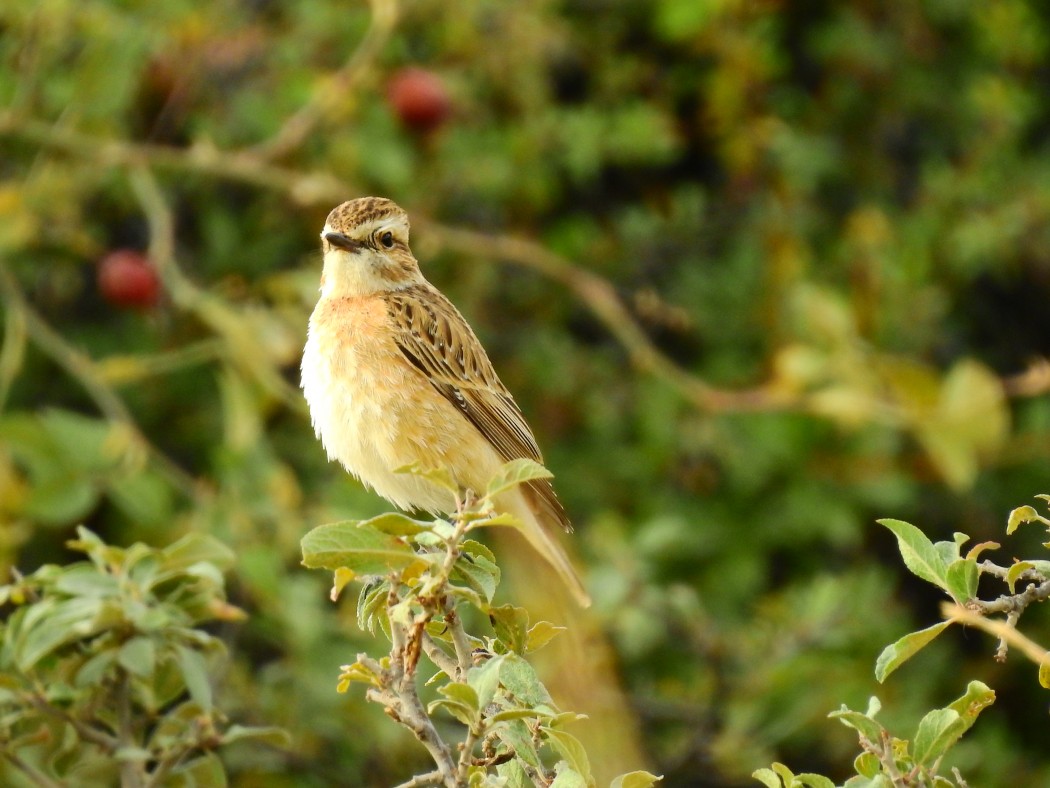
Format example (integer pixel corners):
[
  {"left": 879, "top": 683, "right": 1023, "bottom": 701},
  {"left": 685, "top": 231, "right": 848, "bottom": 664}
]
[{"left": 3, "top": 0, "right": 1050, "bottom": 784}]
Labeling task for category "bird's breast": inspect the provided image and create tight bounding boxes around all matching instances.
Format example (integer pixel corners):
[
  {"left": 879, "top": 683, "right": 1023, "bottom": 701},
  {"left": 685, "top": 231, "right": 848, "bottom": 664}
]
[{"left": 301, "top": 295, "right": 498, "bottom": 513}]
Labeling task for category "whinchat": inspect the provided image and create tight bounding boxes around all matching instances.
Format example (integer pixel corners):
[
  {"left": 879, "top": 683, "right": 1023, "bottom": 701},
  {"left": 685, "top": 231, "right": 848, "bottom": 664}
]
[{"left": 301, "top": 197, "right": 589, "bottom": 606}]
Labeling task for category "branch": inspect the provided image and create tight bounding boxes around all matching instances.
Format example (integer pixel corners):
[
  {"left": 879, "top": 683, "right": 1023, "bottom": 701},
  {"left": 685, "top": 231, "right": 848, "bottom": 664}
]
[
  {"left": 967, "top": 573, "right": 1050, "bottom": 616},
  {"left": 127, "top": 167, "right": 308, "bottom": 415},
  {"left": 392, "top": 769, "right": 446, "bottom": 788},
  {"left": 0, "top": 112, "right": 793, "bottom": 418},
  {"left": 0, "top": 263, "right": 202, "bottom": 500},
  {"left": 944, "top": 602, "right": 1050, "bottom": 668},
  {"left": 367, "top": 687, "right": 457, "bottom": 787},
  {"left": 420, "top": 632, "right": 458, "bottom": 678},
  {"left": 0, "top": 749, "right": 64, "bottom": 788}
]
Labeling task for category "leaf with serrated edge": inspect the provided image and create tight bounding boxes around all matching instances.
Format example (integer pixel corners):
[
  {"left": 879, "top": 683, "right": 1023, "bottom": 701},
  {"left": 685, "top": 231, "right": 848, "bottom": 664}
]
[
  {"left": 828, "top": 707, "right": 885, "bottom": 742},
  {"left": 543, "top": 728, "right": 592, "bottom": 783},
  {"left": 301, "top": 521, "right": 417, "bottom": 573},
  {"left": 877, "top": 519, "right": 948, "bottom": 590},
  {"left": 945, "top": 559, "right": 978, "bottom": 603},
  {"left": 439, "top": 681, "right": 479, "bottom": 711},
  {"left": 945, "top": 680, "right": 994, "bottom": 733},
  {"left": 609, "top": 770, "right": 663, "bottom": 788},
  {"left": 485, "top": 459, "right": 553, "bottom": 499},
  {"left": 797, "top": 775, "right": 835, "bottom": 788},
  {"left": 428, "top": 697, "right": 477, "bottom": 727},
  {"left": 394, "top": 462, "right": 458, "bottom": 493},
  {"left": 875, "top": 621, "right": 951, "bottom": 683},
  {"left": 526, "top": 621, "right": 566, "bottom": 653},
  {"left": 467, "top": 655, "right": 504, "bottom": 709},
  {"left": 912, "top": 708, "right": 962, "bottom": 765},
  {"left": 362, "top": 512, "right": 433, "bottom": 536}
]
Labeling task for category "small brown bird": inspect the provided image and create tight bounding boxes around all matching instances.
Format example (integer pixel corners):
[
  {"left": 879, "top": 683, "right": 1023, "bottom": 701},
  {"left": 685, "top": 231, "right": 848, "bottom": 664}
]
[{"left": 301, "top": 197, "right": 589, "bottom": 606}]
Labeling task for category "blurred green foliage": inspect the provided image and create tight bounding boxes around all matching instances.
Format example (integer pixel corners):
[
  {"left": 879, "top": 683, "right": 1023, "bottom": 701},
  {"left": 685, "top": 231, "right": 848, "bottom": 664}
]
[{"left": 3, "top": 0, "right": 1050, "bottom": 785}]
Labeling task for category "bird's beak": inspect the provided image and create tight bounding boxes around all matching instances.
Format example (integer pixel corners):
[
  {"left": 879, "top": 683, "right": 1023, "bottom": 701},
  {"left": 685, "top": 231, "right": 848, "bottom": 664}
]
[{"left": 323, "top": 231, "right": 362, "bottom": 252}]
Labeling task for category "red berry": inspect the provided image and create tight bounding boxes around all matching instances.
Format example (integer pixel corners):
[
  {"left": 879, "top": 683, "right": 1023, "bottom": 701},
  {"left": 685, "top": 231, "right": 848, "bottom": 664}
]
[
  {"left": 97, "top": 250, "right": 160, "bottom": 310},
  {"left": 387, "top": 67, "right": 451, "bottom": 134}
]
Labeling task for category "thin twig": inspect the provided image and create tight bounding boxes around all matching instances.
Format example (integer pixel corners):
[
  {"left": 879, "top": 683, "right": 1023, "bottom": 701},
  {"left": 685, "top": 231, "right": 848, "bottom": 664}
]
[
  {"left": 246, "top": 0, "right": 399, "bottom": 161},
  {"left": 0, "top": 748, "right": 64, "bottom": 788},
  {"left": 392, "top": 769, "right": 446, "bottom": 788}
]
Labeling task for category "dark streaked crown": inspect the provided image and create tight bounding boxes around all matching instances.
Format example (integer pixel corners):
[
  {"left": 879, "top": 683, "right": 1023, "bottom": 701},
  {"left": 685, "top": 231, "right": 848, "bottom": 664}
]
[{"left": 326, "top": 197, "right": 409, "bottom": 236}]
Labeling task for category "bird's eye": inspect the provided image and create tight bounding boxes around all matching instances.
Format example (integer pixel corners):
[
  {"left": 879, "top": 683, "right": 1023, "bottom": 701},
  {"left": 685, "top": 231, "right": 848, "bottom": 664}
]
[{"left": 380, "top": 231, "right": 394, "bottom": 248}]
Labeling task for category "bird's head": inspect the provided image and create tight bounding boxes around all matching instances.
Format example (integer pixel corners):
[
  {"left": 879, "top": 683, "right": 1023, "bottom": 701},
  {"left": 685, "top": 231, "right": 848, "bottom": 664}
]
[{"left": 318, "top": 197, "right": 422, "bottom": 297}]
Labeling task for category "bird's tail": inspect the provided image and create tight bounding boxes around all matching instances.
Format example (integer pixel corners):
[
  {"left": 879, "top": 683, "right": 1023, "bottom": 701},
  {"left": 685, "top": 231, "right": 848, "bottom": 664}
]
[{"left": 498, "top": 490, "right": 591, "bottom": 607}]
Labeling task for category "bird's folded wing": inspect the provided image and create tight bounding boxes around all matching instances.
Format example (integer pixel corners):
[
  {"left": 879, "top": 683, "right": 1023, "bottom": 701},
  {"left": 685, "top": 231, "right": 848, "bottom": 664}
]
[{"left": 386, "top": 285, "right": 571, "bottom": 532}]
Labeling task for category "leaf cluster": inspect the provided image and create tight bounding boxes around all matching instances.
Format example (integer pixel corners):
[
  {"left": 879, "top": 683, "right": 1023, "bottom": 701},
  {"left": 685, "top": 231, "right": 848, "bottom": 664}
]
[
  {"left": 302, "top": 461, "right": 658, "bottom": 788},
  {"left": 0, "top": 527, "right": 284, "bottom": 787}
]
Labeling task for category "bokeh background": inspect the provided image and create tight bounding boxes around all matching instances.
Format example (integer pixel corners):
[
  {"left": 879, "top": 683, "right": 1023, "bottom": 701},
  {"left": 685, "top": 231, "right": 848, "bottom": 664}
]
[{"left": 4, "top": 0, "right": 1050, "bottom": 784}]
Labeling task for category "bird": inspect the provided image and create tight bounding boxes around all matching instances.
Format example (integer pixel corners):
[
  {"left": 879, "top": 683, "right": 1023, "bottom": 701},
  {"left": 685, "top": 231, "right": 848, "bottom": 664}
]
[{"left": 301, "top": 197, "right": 589, "bottom": 606}]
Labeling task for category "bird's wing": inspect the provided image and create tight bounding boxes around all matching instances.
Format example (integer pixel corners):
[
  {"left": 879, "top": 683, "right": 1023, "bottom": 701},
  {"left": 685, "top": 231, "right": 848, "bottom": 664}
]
[{"left": 386, "top": 285, "right": 571, "bottom": 532}]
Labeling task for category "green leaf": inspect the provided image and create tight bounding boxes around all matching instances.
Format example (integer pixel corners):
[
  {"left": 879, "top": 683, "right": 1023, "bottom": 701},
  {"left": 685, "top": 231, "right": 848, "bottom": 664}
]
[
  {"left": 875, "top": 621, "right": 952, "bottom": 683},
  {"left": 301, "top": 521, "right": 418, "bottom": 573},
  {"left": 221, "top": 724, "right": 291, "bottom": 747},
  {"left": 1006, "top": 561, "right": 1035, "bottom": 593},
  {"left": 118, "top": 636, "right": 155, "bottom": 678},
  {"left": 1039, "top": 662, "right": 1050, "bottom": 690},
  {"left": 467, "top": 654, "right": 504, "bottom": 709},
  {"left": 912, "top": 708, "right": 962, "bottom": 765},
  {"left": 550, "top": 764, "right": 588, "bottom": 788},
  {"left": 490, "top": 604, "right": 530, "bottom": 655},
  {"left": 496, "top": 759, "right": 532, "bottom": 788},
  {"left": 428, "top": 696, "right": 478, "bottom": 727},
  {"left": 1007, "top": 505, "right": 1039, "bottom": 534},
  {"left": 489, "top": 707, "right": 554, "bottom": 723},
  {"left": 751, "top": 769, "right": 783, "bottom": 788},
  {"left": 485, "top": 459, "right": 553, "bottom": 499},
  {"left": 497, "top": 719, "right": 542, "bottom": 769},
  {"left": 451, "top": 550, "right": 500, "bottom": 602},
  {"left": 54, "top": 564, "right": 120, "bottom": 598},
  {"left": 13, "top": 596, "right": 110, "bottom": 670},
  {"left": 877, "top": 519, "right": 948, "bottom": 590},
  {"left": 944, "top": 558, "right": 978, "bottom": 603},
  {"left": 945, "top": 680, "right": 995, "bottom": 734},
  {"left": 796, "top": 776, "right": 835, "bottom": 788},
  {"left": 610, "top": 770, "right": 663, "bottom": 788},
  {"left": 543, "top": 727, "right": 592, "bottom": 784},
  {"left": 162, "top": 533, "right": 236, "bottom": 574},
  {"left": 394, "top": 463, "right": 459, "bottom": 493},
  {"left": 854, "top": 752, "right": 880, "bottom": 778},
  {"left": 440, "top": 681, "right": 480, "bottom": 712},
  {"left": 174, "top": 644, "right": 212, "bottom": 711},
  {"left": 361, "top": 512, "right": 433, "bottom": 536},
  {"left": 526, "top": 621, "right": 566, "bottom": 653},
  {"left": 965, "top": 541, "right": 999, "bottom": 561},
  {"left": 829, "top": 704, "right": 885, "bottom": 742},
  {"left": 499, "top": 654, "right": 550, "bottom": 706}
]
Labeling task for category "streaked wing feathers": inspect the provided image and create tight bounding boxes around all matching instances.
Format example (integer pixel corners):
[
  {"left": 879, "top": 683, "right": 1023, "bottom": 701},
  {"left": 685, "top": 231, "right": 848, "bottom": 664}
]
[{"left": 387, "top": 285, "right": 571, "bottom": 532}]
